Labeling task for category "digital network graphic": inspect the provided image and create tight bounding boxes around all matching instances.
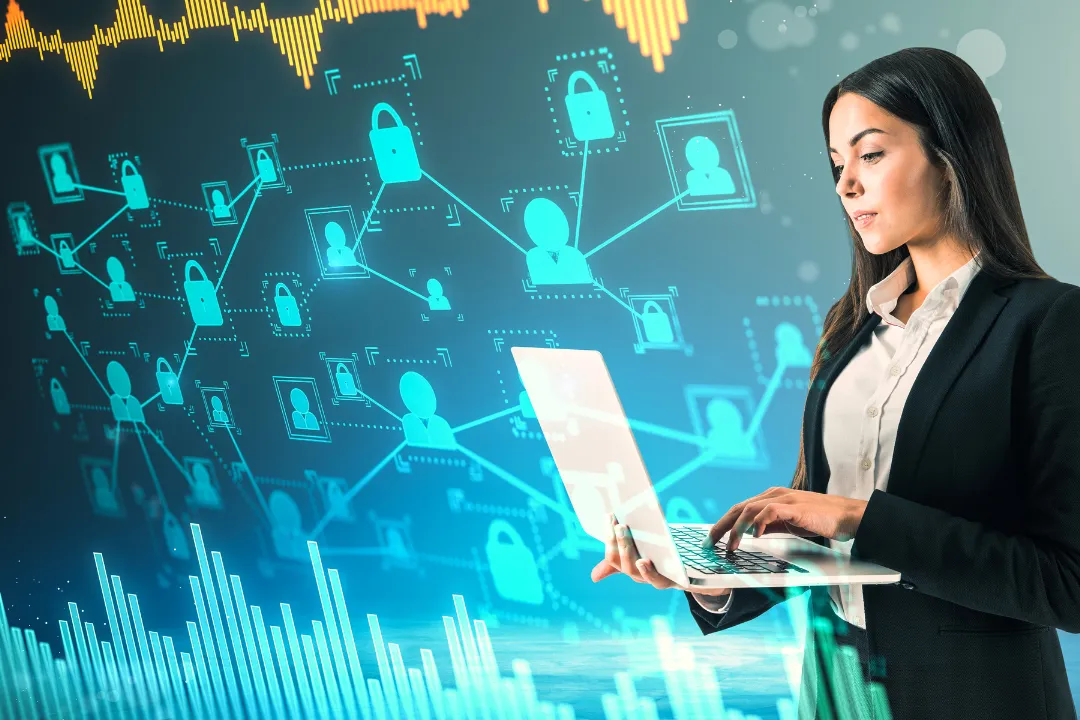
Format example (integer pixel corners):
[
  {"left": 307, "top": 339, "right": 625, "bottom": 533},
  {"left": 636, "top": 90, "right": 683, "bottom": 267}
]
[{"left": 0, "top": 0, "right": 872, "bottom": 716}]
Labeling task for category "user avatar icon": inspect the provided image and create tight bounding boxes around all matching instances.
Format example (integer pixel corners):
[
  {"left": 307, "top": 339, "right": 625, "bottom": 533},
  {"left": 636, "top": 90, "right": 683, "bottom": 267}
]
[
  {"left": 685, "top": 136, "right": 735, "bottom": 197},
  {"left": 775, "top": 322, "right": 813, "bottom": 369},
  {"left": 163, "top": 512, "right": 190, "bottom": 560},
  {"left": 210, "top": 189, "right": 230, "bottom": 220},
  {"left": 325, "top": 221, "right": 358, "bottom": 267},
  {"left": 399, "top": 371, "right": 455, "bottom": 449},
  {"left": 210, "top": 396, "right": 230, "bottom": 425},
  {"left": 704, "top": 397, "right": 756, "bottom": 459},
  {"left": 50, "top": 152, "right": 75, "bottom": 194},
  {"left": 524, "top": 198, "right": 592, "bottom": 285},
  {"left": 107, "top": 360, "right": 145, "bottom": 424},
  {"left": 426, "top": 278, "right": 451, "bottom": 311},
  {"left": 15, "top": 215, "right": 34, "bottom": 246},
  {"left": 91, "top": 466, "right": 120, "bottom": 515},
  {"left": 106, "top": 257, "right": 135, "bottom": 303},
  {"left": 269, "top": 490, "right": 307, "bottom": 561},
  {"left": 44, "top": 295, "right": 66, "bottom": 332},
  {"left": 190, "top": 463, "right": 222, "bottom": 509},
  {"left": 289, "top": 388, "right": 320, "bottom": 431},
  {"left": 325, "top": 479, "right": 350, "bottom": 520},
  {"left": 385, "top": 526, "right": 408, "bottom": 559}
]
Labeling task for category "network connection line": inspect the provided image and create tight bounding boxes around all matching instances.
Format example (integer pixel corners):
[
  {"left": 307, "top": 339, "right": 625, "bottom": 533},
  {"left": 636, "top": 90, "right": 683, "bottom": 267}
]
[
  {"left": 214, "top": 178, "right": 263, "bottom": 294},
  {"left": 177, "top": 325, "right": 199, "bottom": 379},
  {"left": 310, "top": 440, "right": 408, "bottom": 539},
  {"left": 350, "top": 387, "right": 403, "bottom": 424},
  {"left": 133, "top": 422, "right": 171, "bottom": 516},
  {"left": 144, "top": 425, "right": 195, "bottom": 490},
  {"left": 227, "top": 175, "right": 260, "bottom": 210},
  {"left": 593, "top": 281, "right": 645, "bottom": 320},
  {"left": 574, "top": 140, "right": 590, "bottom": 249},
  {"left": 352, "top": 181, "right": 386, "bottom": 253},
  {"left": 354, "top": 261, "right": 429, "bottom": 303},
  {"left": 422, "top": 170, "right": 528, "bottom": 254},
  {"left": 744, "top": 360, "right": 788, "bottom": 442},
  {"left": 71, "top": 182, "right": 127, "bottom": 197},
  {"left": 29, "top": 235, "right": 110, "bottom": 289},
  {"left": 449, "top": 405, "right": 522, "bottom": 434},
  {"left": 110, "top": 421, "right": 122, "bottom": 494},
  {"left": 71, "top": 202, "right": 130, "bottom": 254},
  {"left": 455, "top": 444, "right": 573, "bottom": 523},
  {"left": 62, "top": 330, "right": 110, "bottom": 398},
  {"left": 583, "top": 189, "right": 691, "bottom": 259},
  {"left": 223, "top": 423, "right": 273, "bottom": 525}
]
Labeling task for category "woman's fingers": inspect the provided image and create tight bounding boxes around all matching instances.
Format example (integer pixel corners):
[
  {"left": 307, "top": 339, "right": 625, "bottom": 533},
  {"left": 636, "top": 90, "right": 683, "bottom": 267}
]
[
  {"left": 591, "top": 558, "right": 620, "bottom": 582},
  {"left": 635, "top": 558, "right": 678, "bottom": 589},
  {"left": 592, "top": 514, "right": 623, "bottom": 583},
  {"left": 615, "top": 524, "right": 644, "bottom": 581}
]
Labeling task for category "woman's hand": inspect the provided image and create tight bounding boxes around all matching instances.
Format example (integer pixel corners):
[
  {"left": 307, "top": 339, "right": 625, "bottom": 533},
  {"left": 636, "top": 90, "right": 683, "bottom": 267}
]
[
  {"left": 590, "top": 514, "right": 733, "bottom": 597},
  {"left": 704, "top": 486, "right": 868, "bottom": 553}
]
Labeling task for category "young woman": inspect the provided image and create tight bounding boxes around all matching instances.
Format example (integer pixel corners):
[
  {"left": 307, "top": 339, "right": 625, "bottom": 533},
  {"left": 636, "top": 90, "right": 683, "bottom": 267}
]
[{"left": 591, "top": 47, "right": 1080, "bottom": 719}]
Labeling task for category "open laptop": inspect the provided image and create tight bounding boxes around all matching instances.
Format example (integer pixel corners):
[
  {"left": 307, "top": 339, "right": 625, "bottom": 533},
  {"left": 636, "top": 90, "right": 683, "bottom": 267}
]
[{"left": 510, "top": 346, "right": 901, "bottom": 590}]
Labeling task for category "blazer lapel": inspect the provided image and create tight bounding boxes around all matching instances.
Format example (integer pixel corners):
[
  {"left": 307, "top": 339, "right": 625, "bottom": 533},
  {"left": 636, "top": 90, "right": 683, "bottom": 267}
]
[{"left": 803, "top": 270, "right": 1013, "bottom": 498}]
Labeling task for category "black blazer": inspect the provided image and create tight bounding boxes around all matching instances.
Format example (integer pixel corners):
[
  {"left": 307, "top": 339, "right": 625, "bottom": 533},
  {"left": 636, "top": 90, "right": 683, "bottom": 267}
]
[{"left": 685, "top": 269, "right": 1080, "bottom": 720}]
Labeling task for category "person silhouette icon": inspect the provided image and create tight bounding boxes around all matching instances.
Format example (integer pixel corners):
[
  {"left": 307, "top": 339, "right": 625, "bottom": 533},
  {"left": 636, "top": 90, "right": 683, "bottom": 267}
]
[
  {"left": 386, "top": 527, "right": 408, "bottom": 558},
  {"left": 106, "top": 257, "right": 135, "bottom": 303},
  {"left": 163, "top": 513, "right": 191, "bottom": 560},
  {"left": 210, "top": 189, "right": 231, "bottom": 220},
  {"left": 190, "top": 463, "right": 221, "bottom": 508},
  {"left": 15, "top": 215, "right": 33, "bottom": 246},
  {"left": 703, "top": 397, "right": 756, "bottom": 459},
  {"left": 50, "top": 152, "right": 75, "bottom": 194},
  {"left": 426, "top": 278, "right": 451, "bottom": 311},
  {"left": 58, "top": 240, "right": 76, "bottom": 269},
  {"left": 399, "top": 371, "right": 455, "bottom": 449},
  {"left": 774, "top": 322, "right": 813, "bottom": 369},
  {"left": 44, "top": 295, "right": 66, "bottom": 332},
  {"left": 289, "top": 387, "right": 320, "bottom": 431},
  {"left": 91, "top": 467, "right": 119, "bottom": 515},
  {"left": 685, "top": 136, "right": 736, "bottom": 197},
  {"left": 523, "top": 198, "right": 593, "bottom": 285},
  {"left": 325, "top": 221, "right": 358, "bottom": 267},
  {"left": 269, "top": 490, "right": 306, "bottom": 561},
  {"left": 106, "top": 360, "right": 145, "bottom": 424},
  {"left": 210, "top": 396, "right": 230, "bottom": 425}
]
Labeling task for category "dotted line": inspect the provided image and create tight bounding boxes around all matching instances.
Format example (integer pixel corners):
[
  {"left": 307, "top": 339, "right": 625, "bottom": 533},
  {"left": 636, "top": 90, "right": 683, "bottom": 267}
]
[
  {"left": 101, "top": 312, "right": 133, "bottom": 318},
  {"left": 135, "top": 291, "right": 184, "bottom": 302},
  {"left": 414, "top": 553, "right": 476, "bottom": 570},
  {"left": 69, "top": 403, "right": 109, "bottom": 412},
  {"left": 507, "top": 185, "right": 572, "bottom": 195},
  {"left": 459, "top": 500, "right": 531, "bottom": 519},
  {"left": 404, "top": 455, "right": 466, "bottom": 467},
  {"left": 527, "top": 508, "right": 555, "bottom": 593},
  {"left": 222, "top": 308, "right": 265, "bottom": 314},
  {"left": 404, "top": 83, "right": 422, "bottom": 147},
  {"left": 151, "top": 197, "right": 205, "bottom": 212},
  {"left": 326, "top": 421, "right": 398, "bottom": 431},
  {"left": 352, "top": 72, "right": 406, "bottom": 90},
  {"left": 485, "top": 329, "right": 559, "bottom": 336},
  {"left": 372, "top": 205, "right": 436, "bottom": 215},
  {"left": 281, "top": 157, "right": 370, "bottom": 172},
  {"left": 546, "top": 585, "right": 614, "bottom": 635},
  {"left": 167, "top": 251, "right": 205, "bottom": 260},
  {"left": 198, "top": 335, "right": 239, "bottom": 343},
  {"left": 527, "top": 293, "right": 604, "bottom": 301},
  {"left": 95, "top": 350, "right": 129, "bottom": 356},
  {"left": 488, "top": 609, "right": 550, "bottom": 628},
  {"left": 252, "top": 474, "right": 308, "bottom": 490},
  {"left": 384, "top": 357, "right": 438, "bottom": 365}
]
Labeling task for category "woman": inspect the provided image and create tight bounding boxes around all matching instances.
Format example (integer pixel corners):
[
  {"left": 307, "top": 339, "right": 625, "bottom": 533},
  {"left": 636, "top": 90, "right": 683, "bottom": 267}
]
[{"left": 592, "top": 47, "right": 1080, "bottom": 719}]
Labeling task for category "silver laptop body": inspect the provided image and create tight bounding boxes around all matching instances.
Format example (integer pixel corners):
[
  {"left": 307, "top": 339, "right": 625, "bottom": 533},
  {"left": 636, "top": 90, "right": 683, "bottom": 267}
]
[{"left": 511, "top": 346, "right": 901, "bottom": 590}]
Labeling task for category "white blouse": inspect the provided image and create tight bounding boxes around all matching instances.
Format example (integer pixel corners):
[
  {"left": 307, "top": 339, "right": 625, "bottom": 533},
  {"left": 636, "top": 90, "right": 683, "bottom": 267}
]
[{"left": 693, "top": 252, "right": 984, "bottom": 629}]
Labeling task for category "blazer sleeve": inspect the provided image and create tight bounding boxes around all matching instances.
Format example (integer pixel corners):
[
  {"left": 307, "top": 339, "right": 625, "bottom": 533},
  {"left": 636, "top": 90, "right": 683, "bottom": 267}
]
[
  {"left": 851, "top": 286, "right": 1080, "bottom": 633},
  {"left": 685, "top": 585, "right": 809, "bottom": 636}
]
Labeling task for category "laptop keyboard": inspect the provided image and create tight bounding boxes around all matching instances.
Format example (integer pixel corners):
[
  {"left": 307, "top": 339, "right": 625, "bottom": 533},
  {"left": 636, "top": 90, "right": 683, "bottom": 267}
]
[{"left": 670, "top": 525, "right": 809, "bottom": 575}]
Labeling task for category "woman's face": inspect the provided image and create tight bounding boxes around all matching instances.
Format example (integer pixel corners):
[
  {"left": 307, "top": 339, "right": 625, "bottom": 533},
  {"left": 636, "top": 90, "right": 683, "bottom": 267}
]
[{"left": 828, "top": 92, "right": 948, "bottom": 255}]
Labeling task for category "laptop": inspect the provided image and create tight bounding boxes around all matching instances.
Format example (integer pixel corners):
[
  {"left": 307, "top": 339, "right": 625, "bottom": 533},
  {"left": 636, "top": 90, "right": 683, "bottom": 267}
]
[{"left": 510, "top": 346, "right": 901, "bottom": 590}]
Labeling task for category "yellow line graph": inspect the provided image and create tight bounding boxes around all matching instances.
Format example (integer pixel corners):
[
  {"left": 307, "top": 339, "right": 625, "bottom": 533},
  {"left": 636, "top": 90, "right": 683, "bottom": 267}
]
[{"left": 0, "top": 0, "right": 686, "bottom": 99}]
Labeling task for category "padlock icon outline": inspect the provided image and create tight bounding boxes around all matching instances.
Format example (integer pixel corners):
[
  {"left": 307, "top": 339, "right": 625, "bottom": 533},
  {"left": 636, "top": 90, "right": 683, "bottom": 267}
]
[
  {"left": 184, "top": 260, "right": 223, "bottom": 326},
  {"left": 156, "top": 357, "right": 183, "bottom": 405},
  {"left": 335, "top": 363, "right": 357, "bottom": 396},
  {"left": 256, "top": 148, "right": 277, "bottom": 184},
  {"left": 369, "top": 102, "right": 422, "bottom": 184},
  {"left": 564, "top": 70, "right": 615, "bottom": 142},
  {"left": 51, "top": 378, "right": 71, "bottom": 415},
  {"left": 120, "top": 159, "right": 149, "bottom": 210},
  {"left": 274, "top": 283, "right": 301, "bottom": 327},
  {"left": 641, "top": 300, "right": 674, "bottom": 344},
  {"left": 485, "top": 519, "right": 544, "bottom": 605}
]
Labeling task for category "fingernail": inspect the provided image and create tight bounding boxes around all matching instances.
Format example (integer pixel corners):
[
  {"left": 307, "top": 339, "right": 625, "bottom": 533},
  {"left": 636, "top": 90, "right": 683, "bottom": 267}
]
[
  {"left": 615, "top": 525, "right": 626, "bottom": 539},
  {"left": 700, "top": 535, "right": 713, "bottom": 549},
  {"left": 635, "top": 559, "right": 647, "bottom": 572}
]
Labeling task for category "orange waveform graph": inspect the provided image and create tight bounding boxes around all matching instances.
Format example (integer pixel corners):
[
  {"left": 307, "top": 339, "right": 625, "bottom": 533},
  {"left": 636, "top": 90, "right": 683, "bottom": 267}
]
[{"left": 0, "top": 0, "right": 688, "bottom": 99}]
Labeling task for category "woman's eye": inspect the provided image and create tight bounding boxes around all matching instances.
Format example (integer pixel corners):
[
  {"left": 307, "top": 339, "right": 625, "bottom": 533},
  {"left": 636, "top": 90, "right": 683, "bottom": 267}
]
[
  {"left": 832, "top": 152, "right": 883, "bottom": 179},
  {"left": 862, "top": 151, "right": 883, "bottom": 162}
]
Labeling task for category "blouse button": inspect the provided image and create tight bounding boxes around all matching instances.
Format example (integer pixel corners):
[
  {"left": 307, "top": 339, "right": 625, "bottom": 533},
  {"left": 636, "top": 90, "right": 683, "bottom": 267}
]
[
  {"left": 861, "top": 458, "right": 872, "bottom": 470},
  {"left": 890, "top": 365, "right": 901, "bottom": 376},
  {"left": 866, "top": 407, "right": 878, "bottom": 417}
]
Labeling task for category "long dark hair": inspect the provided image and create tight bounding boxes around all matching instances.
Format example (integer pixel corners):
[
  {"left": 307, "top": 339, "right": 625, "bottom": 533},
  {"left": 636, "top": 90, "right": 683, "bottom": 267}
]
[{"left": 791, "top": 47, "right": 1050, "bottom": 491}]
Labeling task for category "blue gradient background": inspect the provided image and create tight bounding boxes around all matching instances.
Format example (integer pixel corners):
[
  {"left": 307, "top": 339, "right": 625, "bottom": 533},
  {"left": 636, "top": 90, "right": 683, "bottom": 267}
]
[{"left": 2, "top": 0, "right": 1079, "bottom": 717}]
